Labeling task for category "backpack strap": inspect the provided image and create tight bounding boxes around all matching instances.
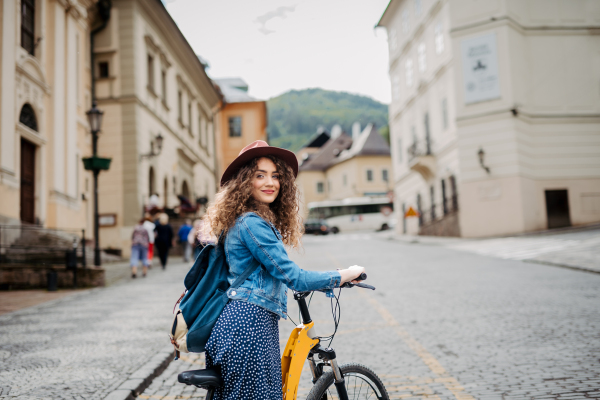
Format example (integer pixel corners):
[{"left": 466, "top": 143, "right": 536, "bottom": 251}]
[{"left": 230, "top": 262, "right": 260, "bottom": 289}]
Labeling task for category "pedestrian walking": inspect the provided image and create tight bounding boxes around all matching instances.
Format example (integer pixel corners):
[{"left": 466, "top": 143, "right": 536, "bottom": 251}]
[
  {"left": 142, "top": 215, "right": 155, "bottom": 268},
  {"left": 130, "top": 219, "right": 150, "bottom": 278},
  {"left": 178, "top": 219, "right": 193, "bottom": 262},
  {"left": 199, "top": 140, "right": 365, "bottom": 399},
  {"left": 154, "top": 213, "right": 174, "bottom": 269}
]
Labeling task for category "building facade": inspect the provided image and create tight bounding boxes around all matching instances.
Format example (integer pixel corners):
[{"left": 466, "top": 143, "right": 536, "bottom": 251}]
[
  {"left": 213, "top": 78, "right": 267, "bottom": 179},
  {"left": 93, "top": 0, "right": 221, "bottom": 255},
  {"left": 297, "top": 124, "right": 393, "bottom": 218},
  {"left": 0, "top": 0, "right": 97, "bottom": 233},
  {"left": 378, "top": 0, "right": 600, "bottom": 238}
]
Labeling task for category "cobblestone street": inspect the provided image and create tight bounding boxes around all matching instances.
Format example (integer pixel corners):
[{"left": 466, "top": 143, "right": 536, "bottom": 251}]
[
  {"left": 140, "top": 230, "right": 600, "bottom": 399},
  {"left": 1, "top": 230, "right": 599, "bottom": 399},
  {"left": 0, "top": 259, "right": 191, "bottom": 400}
]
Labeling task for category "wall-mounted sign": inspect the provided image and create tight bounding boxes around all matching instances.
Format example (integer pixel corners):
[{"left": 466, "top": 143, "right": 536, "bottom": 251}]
[
  {"left": 99, "top": 214, "right": 117, "bottom": 227},
  {"left": 461, "top": 33, "right": 501, "bottom": 104}
]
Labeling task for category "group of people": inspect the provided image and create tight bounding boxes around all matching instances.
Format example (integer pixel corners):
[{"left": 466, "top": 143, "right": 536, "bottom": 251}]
[{"left": 130, "top": 214, "right": 210, "bottom": 278}]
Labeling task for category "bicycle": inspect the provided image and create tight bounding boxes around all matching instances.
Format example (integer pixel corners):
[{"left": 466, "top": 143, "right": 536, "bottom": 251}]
[{"left": 178, "top": 274, "right": 389, "bottom": 400}]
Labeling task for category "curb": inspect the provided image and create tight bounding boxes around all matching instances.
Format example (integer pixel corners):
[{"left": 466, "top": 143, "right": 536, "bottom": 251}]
[
  {"left": 104, "top": 345, "right": 175, "bottom": 400},
  {"left": 525, "top": 259, "right": 600, "bottom": 275}
]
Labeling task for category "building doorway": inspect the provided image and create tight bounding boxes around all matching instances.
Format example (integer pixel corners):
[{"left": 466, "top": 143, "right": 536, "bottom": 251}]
[
  {"left": 545, "top": 190, "right": 571, "bottom": 229},
  {"left": 20, "top": 138, "right": 36, "bottom": 223}
]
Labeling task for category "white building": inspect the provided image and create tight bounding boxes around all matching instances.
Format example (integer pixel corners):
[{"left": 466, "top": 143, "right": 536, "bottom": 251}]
[{"left": 377, "top": 0, "right": 600, "bottom": 237}]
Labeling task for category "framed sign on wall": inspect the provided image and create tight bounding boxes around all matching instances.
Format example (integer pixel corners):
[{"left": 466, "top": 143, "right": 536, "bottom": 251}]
[
  {"left": 461, "top": 33, "right": 501, "bottom": 104},
  {"left": 99, "top": 214, "right": 117, "bottom": 227}
]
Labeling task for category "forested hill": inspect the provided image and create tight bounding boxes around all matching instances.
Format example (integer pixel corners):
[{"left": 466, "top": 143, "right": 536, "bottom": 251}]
[{"left": 267, "top": 88, "right": 389, "bottom": 152}]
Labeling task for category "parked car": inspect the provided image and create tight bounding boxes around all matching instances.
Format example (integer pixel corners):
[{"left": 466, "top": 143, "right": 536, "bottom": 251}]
[{"left": 304, "top": 219, "right": 330, "bottom": 235}]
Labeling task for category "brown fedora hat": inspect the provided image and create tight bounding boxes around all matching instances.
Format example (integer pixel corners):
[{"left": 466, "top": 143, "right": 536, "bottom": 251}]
[{"left": 220, "top": 140, "right": 298, "bottom": 187}]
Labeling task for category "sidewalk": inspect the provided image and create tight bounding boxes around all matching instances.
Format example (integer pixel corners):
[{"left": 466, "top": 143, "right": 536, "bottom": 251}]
[
  {"left": 384, "top": 224, "right": 600, "bottom": 274},
  {"left": 0, "top": 257, "right": 191, "bottom": 400}
]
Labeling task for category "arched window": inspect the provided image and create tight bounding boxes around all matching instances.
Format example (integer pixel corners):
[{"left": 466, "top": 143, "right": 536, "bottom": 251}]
[
  {"left": 181, "top": 180, "right": 190, "bottom": 199},
  {"left": 19, "top": 104, "right": 38, "bottom": 132},
  {"left": 149, "top": 167, "right": 155, "bottom": 196}
]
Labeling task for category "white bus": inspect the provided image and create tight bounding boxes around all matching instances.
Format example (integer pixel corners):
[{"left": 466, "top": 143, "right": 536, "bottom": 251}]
[{"left": 307, "top": 197, "right": 395, "bottom": 234}]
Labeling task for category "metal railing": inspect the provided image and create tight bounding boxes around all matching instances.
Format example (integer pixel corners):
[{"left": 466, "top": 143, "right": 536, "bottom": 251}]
[
  {"left": 0, "top": 224, "right": 87, "bottom": 266},
  {"left": 417, "top": 196, "right": 459, "bottom": 227},
  {"left": 407, "top": 139, "right": 433, "bottom": 162}
]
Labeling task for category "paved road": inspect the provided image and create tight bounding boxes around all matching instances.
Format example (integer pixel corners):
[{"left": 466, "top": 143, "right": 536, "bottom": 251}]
[
  {"left": 0, "top": 259, "right": 191, "bottom": 400},
  {"left": 142, "top": 232, "right": 600, "bottom": 399}
]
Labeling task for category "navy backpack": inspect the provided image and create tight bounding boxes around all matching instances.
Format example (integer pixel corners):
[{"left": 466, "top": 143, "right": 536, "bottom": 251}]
[{"left": 169, "top": 237, "right": 257, "bottom": 356}]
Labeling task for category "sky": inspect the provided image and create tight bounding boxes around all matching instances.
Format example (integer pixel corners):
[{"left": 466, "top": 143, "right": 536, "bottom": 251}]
[{"left": 164, "top": 0, "right": 392, "bottom": 104}]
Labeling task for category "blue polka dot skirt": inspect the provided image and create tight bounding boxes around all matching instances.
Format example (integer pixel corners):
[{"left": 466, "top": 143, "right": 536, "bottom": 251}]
[{"left": 205, "top": 300, "right": 283, "bottom": 400}]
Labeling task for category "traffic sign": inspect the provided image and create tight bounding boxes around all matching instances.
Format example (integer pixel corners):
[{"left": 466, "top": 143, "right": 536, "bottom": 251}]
[{"left": 404, "top": 206, "right": 420, "bottom": 217}]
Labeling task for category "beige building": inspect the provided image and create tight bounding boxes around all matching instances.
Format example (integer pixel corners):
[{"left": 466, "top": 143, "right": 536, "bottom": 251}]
[
  {"left": 377, "top": 0, "right": 600, "bottom": 238},
  {"left": 94, "top": 0, "right": 221, "bottom": 255},
  {"left": 213, "top": 78, "right": 267, "bottom": 179},
  {"left": 297, "top": 124, "right": 393, "bottom": 218},
  {"left": 0, "top": 0, "right": 97, "bottom": 232},
  {"left": 0, "top": 0, "right": 222, "bottom": 259}
]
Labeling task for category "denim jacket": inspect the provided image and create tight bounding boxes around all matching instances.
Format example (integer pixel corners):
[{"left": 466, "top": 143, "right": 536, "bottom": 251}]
[{"left": 224, "top": 212, "right": 341, "bottom": 319}]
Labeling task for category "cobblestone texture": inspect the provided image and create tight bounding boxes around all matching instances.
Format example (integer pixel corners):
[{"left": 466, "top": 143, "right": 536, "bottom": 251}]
[
  {"left": 0, "top": 259, "right": 191, "bottom": 400},
  {"left": 140, "top": 232, "right": 600, "bottom": 399}
]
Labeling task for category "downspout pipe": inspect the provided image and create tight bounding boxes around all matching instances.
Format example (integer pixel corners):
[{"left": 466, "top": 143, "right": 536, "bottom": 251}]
[{"left": 90, "top": 0, "right": 112, "bottom": 103}]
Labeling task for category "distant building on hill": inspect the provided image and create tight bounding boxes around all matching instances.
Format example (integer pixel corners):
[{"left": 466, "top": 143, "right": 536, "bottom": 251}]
[
  {"left": 296, "top": 124, "right": 393, "bottom": 218},
  {"left": 377, "top": 0, "right": 600, "bottom": 238},
  {"left": 213, "top": 78, "right": 267, "bottom": 179}
]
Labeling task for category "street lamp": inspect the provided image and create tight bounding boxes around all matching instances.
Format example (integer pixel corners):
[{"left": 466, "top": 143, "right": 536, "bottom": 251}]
[
  {"left": 83, "top": 102, "right": 111, "bottom": 266},
  {"left": 140, "top": 133, "right": 164, "bottom": 159},
  {"left": 477, "top": 147, "right": 491, "bottom": 174}
]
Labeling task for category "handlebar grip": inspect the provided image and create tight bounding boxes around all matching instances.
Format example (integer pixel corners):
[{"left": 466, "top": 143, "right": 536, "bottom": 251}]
[{"left": 357, "top": 273, "right": 367, "bottom": 281}]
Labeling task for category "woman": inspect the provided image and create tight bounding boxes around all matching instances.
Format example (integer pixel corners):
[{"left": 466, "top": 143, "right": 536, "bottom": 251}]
[
  {"left": 130, "top": 218, "right": 150, "bottom": 278},
  {"left": 200, "top": 140, "right": 365, "bottom": 399},
  {"left": 154, "top": 213, "right": 174, "bottom": 269},
  {"left": 142, "top": 214, "right": 155, "bottom": 268}
]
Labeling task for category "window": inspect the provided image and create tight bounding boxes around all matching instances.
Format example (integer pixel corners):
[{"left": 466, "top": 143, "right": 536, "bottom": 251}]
[
  {"left": 441, "top": 98, "right": 448, "bottom": 130},
  {"left": 382, "top": 169, "right": 389, "bottom": 182},
  {"left": 392, "top": 75, "right": 401, "bottom": 100},
  {"left": 228, "top": 116, "right": 242, "bottom": 137},
  {"left": 21, "top": 0, "right": 35, "bottom": 55},
  {"left": 161, "top": 70, "right": 167, "bottom": 103},
  {"left": 414, "top": 0, "right": 422, "bottom": 16},
  {"left": 199, "top": 116, "right": 206, "bottom": 148},
  {"left": 441, "top": 179, "right": 448, "bottom": 215},
  {"left": 424, "top": 112, "right": 431, "bottom": 154},
  {"left": 366, "top": 169, "right": 373, "bottom": 182},
  {"left": 147, "top": 55, "right": 154, "bottom": 91},
  {"left": 405, "top": 59, "right": 414, "bottom": 87},
  {"left": 316, "top": 182, "right": 324, "bottom": 193},
  {"left": 418, "top": 43, "right": 427, "bottom": 72},
  {"left": 188, "top": 102, "right": 192, "bottom": 133},
  {"left": 435, "top": 23, "right": 444, "bottom": 55},
  {"left": 19, "top": 104, "right": 38, "bottom": 131},
  {"left": 178, "top": 91, "right": 182, "bottom": 122},
  {"left": 389, "top": 28, "right": 398, "bottom": 51},
  {"left": 99, "top": 62, "right": 109, "bottom": 78},
  {"left": 397, "top": 138, "right": 403, "bottom": 163},
  {"left": 343, "top": 174, "right": 347, "bottom": 186},
  {"left": 402, "top": 10, "right": 410, "bottom": 34}
]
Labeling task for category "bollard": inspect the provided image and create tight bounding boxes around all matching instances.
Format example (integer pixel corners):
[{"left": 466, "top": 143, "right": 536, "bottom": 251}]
[
  {"left": 47, "top": 270, "right": 58, "bottom": 291},
  {"left": 65, "top": 249, "right": 77, "bottom": 288}
]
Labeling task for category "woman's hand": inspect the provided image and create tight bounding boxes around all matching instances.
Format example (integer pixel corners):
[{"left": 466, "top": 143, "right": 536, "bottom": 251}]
[{"left": 339, "top": 265, "right": 365, "bottom": 284}]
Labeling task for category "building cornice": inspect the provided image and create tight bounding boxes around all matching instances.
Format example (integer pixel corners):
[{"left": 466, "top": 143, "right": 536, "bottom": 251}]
[{"left": 137, "top": 0, "right": 221, "bottom": 107}]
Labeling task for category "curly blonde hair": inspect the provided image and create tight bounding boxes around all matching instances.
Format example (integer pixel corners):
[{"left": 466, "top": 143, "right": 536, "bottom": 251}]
[{"left": 201, "top": 155, "right": 304, "bottom": 248}]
